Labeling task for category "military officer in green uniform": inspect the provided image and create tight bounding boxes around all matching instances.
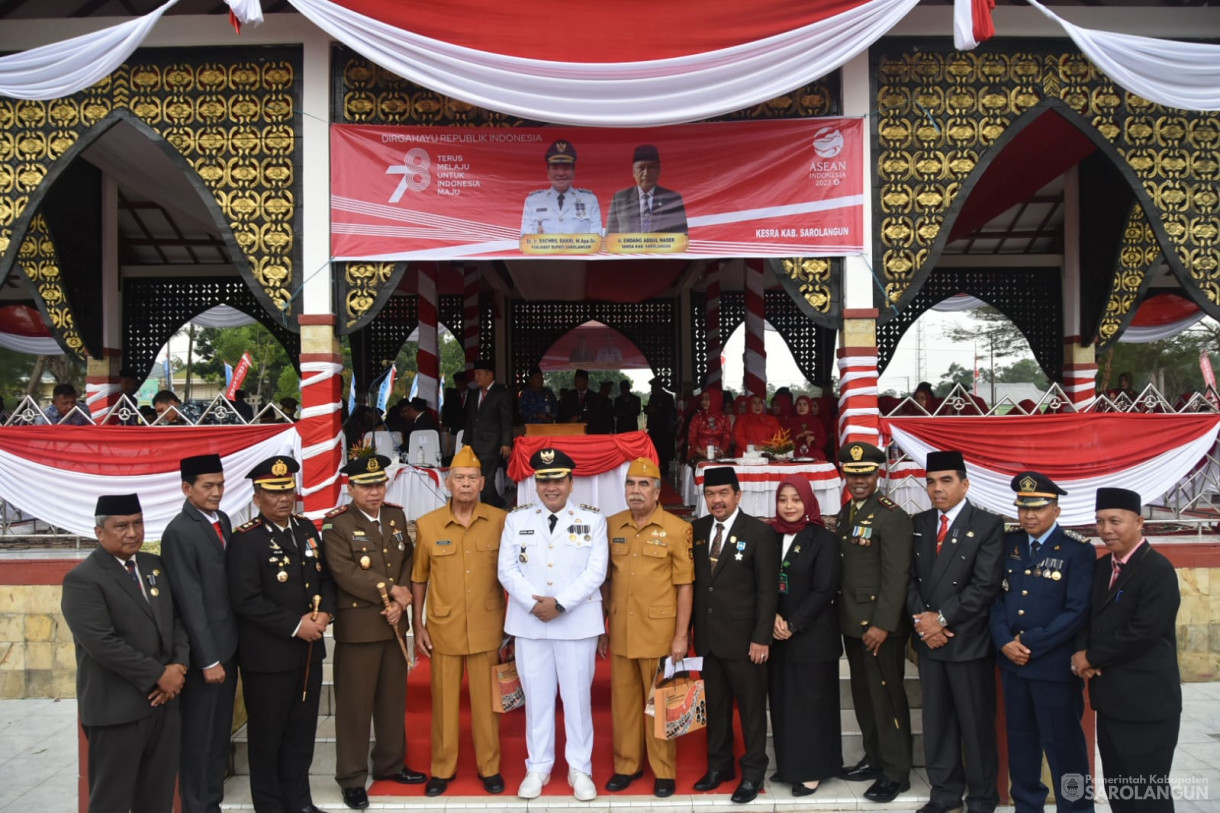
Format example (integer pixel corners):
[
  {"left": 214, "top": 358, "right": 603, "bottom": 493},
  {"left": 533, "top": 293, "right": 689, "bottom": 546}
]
[
  {"left": 322, "top": 454, "right": 426, "bottom": 810},
  {"left": 835, "top": 441, "right": 913, "bottom": 803}
]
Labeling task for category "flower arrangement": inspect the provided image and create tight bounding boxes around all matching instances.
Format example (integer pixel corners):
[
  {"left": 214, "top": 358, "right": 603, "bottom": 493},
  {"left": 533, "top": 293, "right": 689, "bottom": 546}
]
[
  {"left": 348, "top": 439, "right": 376, "bottom": 460},
  {"left": 762, "top": 428, "right": 794, "bottom": 457}
]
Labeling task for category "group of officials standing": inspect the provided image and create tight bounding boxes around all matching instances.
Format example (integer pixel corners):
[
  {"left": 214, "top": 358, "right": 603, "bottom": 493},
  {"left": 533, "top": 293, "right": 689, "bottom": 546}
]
[{"left": 60, "top": 435, "right": 1182, "bottom": 813}]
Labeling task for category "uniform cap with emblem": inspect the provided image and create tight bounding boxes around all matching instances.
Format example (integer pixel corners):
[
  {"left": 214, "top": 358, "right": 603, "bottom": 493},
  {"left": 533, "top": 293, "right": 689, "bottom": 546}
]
[
  {"left": 95, "top": 493, "right": 142, "bottom": 516},
  {"left": 450, "top": 446, "right": 482, "bottom": 470},
  {"left": 246, "top": 456, "right": 299, "bottom": 492},
  {"left": 1096, "top": 486, "right": 1141, "bottom": 514},
  {"left": 1011, "top": 470, "right": 1067, "bottom": 507},
  {"left": 838, "top": 442, "right": 885, "bottom": 474},
  {"left": 531, "top": 447, "right": 576, "bottom": 480},
  {"left": 925, "top": 449, "right": 966, "bottom": 474},
  {"left": 703, "top": 466, "right": 740, "bottom": 489},
  {"left": 626, "top": 456, "right": 661, "bottom": 480},
  {"left": 180, "top": 453, "right": 223, "bottom": 479},
  {"left": 545, "top": 139, "right": 577, "bottom": 165},
  {"left": 342, "top": 454, "right": 391, "bottom": 485}
]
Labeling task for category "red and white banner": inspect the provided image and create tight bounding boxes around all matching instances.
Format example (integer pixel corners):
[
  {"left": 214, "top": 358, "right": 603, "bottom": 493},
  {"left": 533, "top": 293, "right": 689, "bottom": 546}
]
[
  {"left": 224, "top": 352, "right": 253, "bottom": 400},
  {"left": 0, "top": 425, "right": 300, "bottom": 538},
  {"left": 331, "top": 119, "right": 864, "bottom": 262},
  {"left": 883, "top": 414, "right": 1220, "bottom": 524}
]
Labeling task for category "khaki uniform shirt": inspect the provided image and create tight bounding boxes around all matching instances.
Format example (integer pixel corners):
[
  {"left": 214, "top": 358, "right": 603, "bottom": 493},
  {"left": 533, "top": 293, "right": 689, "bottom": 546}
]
[
  {"left": 411, "top": 500, "right": 507, "bottom": 656},
  {"left": 322, "top": 503, "right": 413, "bottom": 643},
  {"left": 605, "top": 505, "right": 694, "bottom": 659}
]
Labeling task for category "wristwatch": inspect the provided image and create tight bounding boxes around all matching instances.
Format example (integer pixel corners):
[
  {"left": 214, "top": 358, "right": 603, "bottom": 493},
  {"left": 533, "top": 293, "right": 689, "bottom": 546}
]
[
  {"left": 937, "top": 610, "right": 947, "bottom": 627},
  {"left": 554, "top": 602, "right": 566, "bottom": 614}
]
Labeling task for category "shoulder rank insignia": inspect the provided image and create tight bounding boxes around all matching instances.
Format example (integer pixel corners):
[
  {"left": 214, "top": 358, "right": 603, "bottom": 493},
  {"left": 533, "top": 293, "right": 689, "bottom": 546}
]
[
  {"left": 1004, "top": 523, "right": 1022, "bottom": 535},
  {"left": 579, "top": 503, "right": 600, "bottom": 513},
  {"left": 877, "top": 496, "right": 900, "bottom": 511},
  {"left": 512, "top": 503, "right": 536, "bottom": 512},
  {"left": 235, "top": 518, "right": 263, "bottom": 532},
  {"left": 325, "top": 505, "right": 349, "bottom": 518},
  {"left": 1064, "top": 528, "right": 1089, "bottom": 543}
]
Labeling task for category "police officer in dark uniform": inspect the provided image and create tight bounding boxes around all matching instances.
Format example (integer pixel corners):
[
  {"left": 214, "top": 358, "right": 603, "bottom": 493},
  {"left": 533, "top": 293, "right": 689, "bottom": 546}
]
[
  {"left": 990, "top": 472, "right": 1094, "bottom": 813},
  {"left": 228, "top": 455, "right": 336, "bottom": 813},
  {"left": 835, "top": 442, "right": 913, "bottom": 803}
]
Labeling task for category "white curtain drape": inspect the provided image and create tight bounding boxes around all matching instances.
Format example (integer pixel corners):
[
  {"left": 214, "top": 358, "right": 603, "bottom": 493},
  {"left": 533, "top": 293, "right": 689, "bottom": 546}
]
[
  {"left": 283, "top": 0, "right": 921, "bottom": 126},
  {"left": 1120, "top": 312, "right": 1206, "bottom": 343},
  {"left": 191, "top": 304, "right": 256, "bottom": 328},
  {"left": 0, "top": 333, "right": 63, "bottom": 355}
]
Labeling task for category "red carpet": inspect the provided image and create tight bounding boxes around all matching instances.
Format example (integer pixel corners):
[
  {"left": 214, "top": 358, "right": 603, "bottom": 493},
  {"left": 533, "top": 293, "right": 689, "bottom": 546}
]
[{"left": 370, "top": 652, "right": 746, "bottom": 797}]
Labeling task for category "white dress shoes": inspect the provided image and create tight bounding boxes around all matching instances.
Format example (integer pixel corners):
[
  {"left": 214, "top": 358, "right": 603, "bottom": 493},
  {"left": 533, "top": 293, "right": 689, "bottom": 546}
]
[
  {"left": 517, "top": 771, "right": 550, "bottom": 799},
  {"left": 569, "top": 769, "right": 598, "bottom": 802}
]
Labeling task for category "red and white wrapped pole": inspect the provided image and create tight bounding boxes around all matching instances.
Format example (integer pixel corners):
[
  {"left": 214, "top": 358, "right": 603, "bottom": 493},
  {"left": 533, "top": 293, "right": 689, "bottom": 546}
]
[
  {"left": 1063, "top": 361, "right": 1098, "bottom": 409},
  {"left": 298, "top": 350, "right": 344, "bottom": 520},
  {"left": 416, "top": 264, "right": 440, "bottom": 410},
  {"left": 85, "top": 378, "right": 120, "bottom": 421},
  {"left": 838, "top": 348, "right": 882, "bottom": 447},
  {"left": 743, "top": 258, "right": 766, "bottom": 397}
]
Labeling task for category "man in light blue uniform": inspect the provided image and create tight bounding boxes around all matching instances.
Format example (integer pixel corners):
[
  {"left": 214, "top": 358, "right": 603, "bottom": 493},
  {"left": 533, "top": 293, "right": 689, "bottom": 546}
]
[
  {"left": 498, "top": 447, "right": 607, "bottom": 802},
  {"left": 990, "top": 471, "right": 1094, "bottom": 812},
  {"left": 520, "top": 140, "right": 602, "bottom": 235}
]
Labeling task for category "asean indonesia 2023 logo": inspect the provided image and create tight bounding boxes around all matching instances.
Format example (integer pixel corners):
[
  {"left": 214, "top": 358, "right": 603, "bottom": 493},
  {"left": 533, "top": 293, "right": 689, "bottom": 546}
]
[{"left": 809, "top": 126, "right": 848, "bottom": 187}]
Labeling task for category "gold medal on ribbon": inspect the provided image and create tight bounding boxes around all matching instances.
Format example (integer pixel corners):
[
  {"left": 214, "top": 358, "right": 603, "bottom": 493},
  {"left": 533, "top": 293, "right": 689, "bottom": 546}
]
[
  {"left": 276, "top": 571, "right": 288, "bottom": 582},
  {"left": 359, "top": 555, "right": 371, "bottom": 570}
]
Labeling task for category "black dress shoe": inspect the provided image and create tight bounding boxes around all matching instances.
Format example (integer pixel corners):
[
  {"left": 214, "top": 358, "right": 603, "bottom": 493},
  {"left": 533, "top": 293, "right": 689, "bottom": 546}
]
[
  {"left": 605, "top": 770, "right": 644, "bottom": 791},
  {"left": 425, "top": 776, "right": 452, "bottom": 797},
  {"left": 770, "top": 771, "right": 783, "bottom": 781},
  {"left": 480, "top": 773, "right": 505, "bottom": 794},
  {"left": 916, "top": 802, "right": 963, "bottom": 813},
  {"left": 792, "top": 781, "right": 819, "bottom": 797},
  {"left": 841, "top": 758, "right": 883, "bottom": 781},
  {"left": 731, "top": 778, "right": 762, "bottom": 804},
  {"left": 300, "top": 806, "right": 330, "bottom": 813},
  {"left": 654, "top": 778, "right": 676, "bottom": 797},
  {"left": 341, "top": 788, "right": 368, "bottom": 810},
  {"left": 373, "top": 767, "right": 427, "bottom": 784},
  {"left": 864, "top": 777, "right": 911, "bottom": 802},
  {"left": 693, "top": 770, "right": 735, "bottom": 791}
]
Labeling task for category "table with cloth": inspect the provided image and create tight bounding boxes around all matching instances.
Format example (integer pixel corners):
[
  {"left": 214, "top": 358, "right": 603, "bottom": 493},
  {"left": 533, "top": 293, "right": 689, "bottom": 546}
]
[{"left": 507, "top": 431, "right": 658, "bottom": 516}]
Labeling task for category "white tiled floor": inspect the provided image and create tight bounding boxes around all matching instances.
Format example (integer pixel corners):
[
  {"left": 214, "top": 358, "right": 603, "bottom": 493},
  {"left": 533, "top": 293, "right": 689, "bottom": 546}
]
[{"left": 6, "top": 684, "right": 1220, "bottom": 811}]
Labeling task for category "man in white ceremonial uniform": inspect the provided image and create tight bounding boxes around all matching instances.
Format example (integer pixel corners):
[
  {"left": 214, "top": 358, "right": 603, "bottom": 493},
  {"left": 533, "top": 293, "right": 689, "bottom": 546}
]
[{"left": 497, "top": 447, "right": 608, "bottom": 802}]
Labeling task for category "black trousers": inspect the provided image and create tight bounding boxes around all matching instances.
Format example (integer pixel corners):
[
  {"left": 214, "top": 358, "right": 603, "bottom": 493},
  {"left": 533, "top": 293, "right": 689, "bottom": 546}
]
[
  {"left": 1096, "top": 714, "right": 1180, "bottom": 813},
  {"left": 475, "top": 449, "right": 504, "bottom": 508},
  {"left": 919, "top": 655, "right": 999, "bottom": 812},
  {"left": 844, "top": 634, "right": 912, "bottom": 783},
  {"left": 179, "top": 658, "right": 238, "bottom": 813},
  {"left": 702, "top": 653, "right": 768, "bottom": 782},
  {"left": 243, "top": 664, "right": 324, "bottom": 813},
  {"left": 85, "top": 706, "right": 180, "bottom": 813}
]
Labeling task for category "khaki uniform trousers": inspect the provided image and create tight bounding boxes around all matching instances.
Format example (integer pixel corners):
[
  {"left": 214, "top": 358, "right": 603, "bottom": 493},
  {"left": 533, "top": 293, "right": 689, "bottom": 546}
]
[
  {"left": 429, "top": 649, "right": 501, "bottom": 778},
  {"left": 333, "top": 640, "right": 407, "bottom": 788},
  {"left": 610, "top": 652, "right": 676, "bottom": 778}
]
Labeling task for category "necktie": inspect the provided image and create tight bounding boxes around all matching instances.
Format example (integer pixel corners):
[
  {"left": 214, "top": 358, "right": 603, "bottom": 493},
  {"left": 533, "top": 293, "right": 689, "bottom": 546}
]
[
  {"left": 1030, "top": 539, "right": 1041, "bottom": 560},
  {"left": 936, "top": 514, "right": 949, "bottom": 555},
  {"left": 557, "top": 192, "right": 565, "bottom": 210},
  {"left": 848, "top": 501, "right": 859, "bottom": 525},
  {"left": 1109, "top": 559, "right": 1124, "bottom": 590},
  {"left": 710, "top": 522, "right": 725, "bottom": 562},
  {"left": 548, "top": 514, "right": 558, "bottom": 533},
  {"left": 124, "top": 560, "right": 147, "bottom": 601},
  {"left": 212, "top": 521, "right": 225, "bottom": 549},
  {"left": 641, "top": 192, "right": 653, "bottom": 232},
  {"left": 480, "top": 388, "right": 487, "bottom": 407}
]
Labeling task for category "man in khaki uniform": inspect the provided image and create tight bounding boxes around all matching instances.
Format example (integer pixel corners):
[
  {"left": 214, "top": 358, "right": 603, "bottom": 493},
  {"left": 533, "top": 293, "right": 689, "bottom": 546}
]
[
  {"left": 598, "top": 457, "right": 694, "bottom": 798},
  {"left": 410, "top": 447, "right": 508, "bottom": 797},
  {"left": 322, "top": 454, "right": 426, "bottom": 810}
]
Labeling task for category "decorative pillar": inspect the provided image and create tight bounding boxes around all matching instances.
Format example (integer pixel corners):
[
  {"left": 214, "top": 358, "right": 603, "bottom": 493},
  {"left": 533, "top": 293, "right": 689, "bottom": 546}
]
[
  {"left": 838, "top": 310, "right": 882, "bottom": 447},
  {"left": 298, "top": 316, "right": 344, "bottom": 519},
  {"left": 416, "top": 265, "right": 440, "bottom": 409},
  {"left": 463, "top": 264, "right": 480, "bottom": 371},
  {"left": 85, "top": 355, "right": 122, "bottom": 421},
  {"left": 1063, "top": 343, "right": 1097, "bottom": 409},
  {"left": 704, "top": 262, "right": 722, "bottom": 389},
  {"left": 743, "top": 259, "right": 766, "bottom": 396},
  {"left": 1060, "top": 166, "right": 1096, "bottom": 408},
  {"left": 88, "top": 172, "right": 122, "bottom": 421}
]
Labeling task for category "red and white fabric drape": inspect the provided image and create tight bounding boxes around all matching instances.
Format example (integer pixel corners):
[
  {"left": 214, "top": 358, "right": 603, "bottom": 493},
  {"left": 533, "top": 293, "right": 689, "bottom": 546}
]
[
  {"left": 884, "top": 414, "right": 1220, "bottom": 524},
  {"left": 299, "top": 359, "right": 344, "bottom": 517},
  {"left": 0, "top": 424, "right": 300, "bottom": 537},
  {"left": 838, "top": 351, "right": 882, "bottom": 447}
]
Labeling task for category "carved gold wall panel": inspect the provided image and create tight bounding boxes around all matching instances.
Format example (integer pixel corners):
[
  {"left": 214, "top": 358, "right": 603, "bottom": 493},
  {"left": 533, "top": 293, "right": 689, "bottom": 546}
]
[
  {"left": 15, "top": 215, "right": 83, "bottom": 354},
  {"left": 0, "top": 47, "right": 302, "bottom": 353},
  {"left": 874, "top": 41, "right": 1220, "bottom": 322},
  {"left": 1097, "top": 203, "right": 1163, "bottom": 347}
]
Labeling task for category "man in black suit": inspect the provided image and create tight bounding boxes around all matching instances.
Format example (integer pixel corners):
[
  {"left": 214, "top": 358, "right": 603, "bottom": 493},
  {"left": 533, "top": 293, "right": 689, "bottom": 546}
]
[
  {"left": 403, "top": 396, "right": 441, "bottom": 452},
  {"left": 1072, "top": 488, "right": 1180, "bottom": 813},
  {"left": 605, "top": 145, "right": 688, "bottom": 234},
  {"left": 228, "top": 456, "right": 336, "bottom": 813},
  {"left": 463, "top": 360, "right": 513, "bottom": 507},
  {"left": 908, "top": 450, "right": 1004, "bottom": 813},
  {"left": 613, "top": 379, "right": 642, "bottom": 433},
  {"left": 440, "top": 371, "right": 469, "bottom": 460},
  {"left": 690, "top": 466, "right": 779, "bottom": 804},
  {"left": 161, "top": 453, "right": 240, "bottom": 813},
  {"left": 645, "top": 378, "right": 677, "bottom": 476},
  {"left": 558, "top": 368, "right": 597, "bottom": 424},
  {"left": 62, "top": 493, "right": 190, "bottom": 813}
]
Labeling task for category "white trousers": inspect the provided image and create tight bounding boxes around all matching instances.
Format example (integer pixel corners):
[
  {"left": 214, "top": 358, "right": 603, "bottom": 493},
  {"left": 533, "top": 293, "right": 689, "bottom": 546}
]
[{"left": 514, "top": 635, "right": 598, "bottom": 776}]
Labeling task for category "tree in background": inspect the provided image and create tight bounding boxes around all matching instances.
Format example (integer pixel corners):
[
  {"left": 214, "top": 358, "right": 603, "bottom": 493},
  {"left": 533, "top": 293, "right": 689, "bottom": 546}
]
[
  {"left": 193, "top": 324, "right": 297, "bottom": 405},
  {"left": 1100, "top": 320, "right": 1220, "bottom": 399}
]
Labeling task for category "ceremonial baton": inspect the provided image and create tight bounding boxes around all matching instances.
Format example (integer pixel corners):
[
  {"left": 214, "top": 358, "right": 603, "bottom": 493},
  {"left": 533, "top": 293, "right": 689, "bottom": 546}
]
[
  {"left": 302, "top": 594, "right": 321, "bottom": 701},
  {"left": 377, "top": 582, "right": 413, "bottom": 668}
]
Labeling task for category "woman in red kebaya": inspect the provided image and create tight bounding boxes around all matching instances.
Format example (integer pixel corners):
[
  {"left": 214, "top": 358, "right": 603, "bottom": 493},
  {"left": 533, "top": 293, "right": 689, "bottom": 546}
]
[
  {"left": 687, "top": 388, "right": 732, "bottom": 461},
  {"left": 733, "top": 394, "right": 783, "bottom": 453}
]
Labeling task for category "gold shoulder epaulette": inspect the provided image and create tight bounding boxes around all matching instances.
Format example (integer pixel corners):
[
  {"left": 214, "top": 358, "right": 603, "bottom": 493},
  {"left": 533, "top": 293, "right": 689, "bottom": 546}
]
[
  {"left": 236, "top": 518, "right": 263, "bottom": 532},
  {"left": 1004, "top": 523, "right": 1022, "bottom": 534},
  {"left": 512, "top": 503, "right": 535, "bottom": 512},
  {"left": 325, "top": 505, "right": 349, "bottom": 518},
  {"left": 579, "top": 503, "right": 600, "bottom": 513}
]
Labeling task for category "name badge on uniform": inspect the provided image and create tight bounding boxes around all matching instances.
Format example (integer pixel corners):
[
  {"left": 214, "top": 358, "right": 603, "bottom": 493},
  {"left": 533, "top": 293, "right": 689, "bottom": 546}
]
[
  {"left": 519, "top": 530, "right": 535, "bottom": 535},
  {"left": 612, "top": 537, "right": 626, "bottom": 544},
  {"left": 779, "top": 572, "right": 789, "bottom": 595},
  {"left": 437, "top": 539, "right": 452, "bottom": 546}
]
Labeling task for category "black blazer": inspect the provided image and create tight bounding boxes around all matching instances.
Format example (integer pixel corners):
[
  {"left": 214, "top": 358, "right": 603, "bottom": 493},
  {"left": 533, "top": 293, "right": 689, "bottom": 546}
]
[
  {"left": 605, "top": 185, "right": 689, "bottom": 234},
  {"left": 774, "top": 524, "right": 842, "bottom": 664},
  {"left": 227, "top": 514, "right": 337, "bottom": 673},
  {"left": 1079, "top": 541, "right": 1181, "bottom": 721},
  {"left": 463, "top": 382, "right": 513, "bottom": 455},
  {"left": 161, "top": 500, "right": 238, "bottom": 669},
  {"left": 441, "top": 387, "right": 468, "bottom": 433},
  {"left": 692, "top": 511, "right": 779, "bottom": 659},
  {"left": 907, "top": 500, "right": 1004, "bottom": 662},
  {"left": 61, "top": 549, "right": 190, "bottom": 727}
]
